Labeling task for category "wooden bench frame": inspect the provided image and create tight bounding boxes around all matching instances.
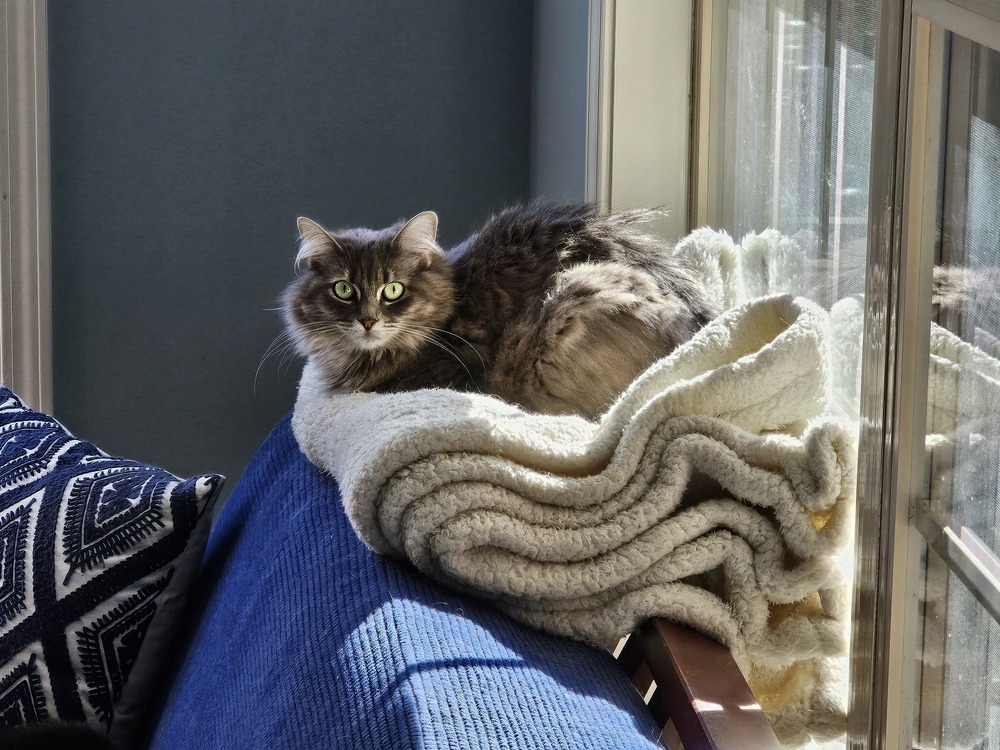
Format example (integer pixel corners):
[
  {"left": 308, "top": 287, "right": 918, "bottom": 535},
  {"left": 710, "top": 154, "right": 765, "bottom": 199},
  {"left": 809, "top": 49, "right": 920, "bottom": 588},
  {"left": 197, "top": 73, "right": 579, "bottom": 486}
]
[{"left": 616, "top": 619, "right": 782, "bottom": 749}]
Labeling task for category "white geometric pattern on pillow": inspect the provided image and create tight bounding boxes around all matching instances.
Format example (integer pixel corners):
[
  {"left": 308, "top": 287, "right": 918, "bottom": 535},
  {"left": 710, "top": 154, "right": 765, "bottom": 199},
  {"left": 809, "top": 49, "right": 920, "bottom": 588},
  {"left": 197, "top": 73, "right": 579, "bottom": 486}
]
[{"left": 0, "top": 386, "right": 222, "bottom": 740}]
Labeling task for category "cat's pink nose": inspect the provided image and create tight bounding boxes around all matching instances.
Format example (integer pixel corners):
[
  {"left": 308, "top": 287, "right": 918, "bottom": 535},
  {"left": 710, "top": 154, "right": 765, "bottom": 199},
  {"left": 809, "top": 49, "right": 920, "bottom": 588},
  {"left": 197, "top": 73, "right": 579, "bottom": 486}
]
[{"left": 359, "top": 318, "right": 378, "bottom": 331}]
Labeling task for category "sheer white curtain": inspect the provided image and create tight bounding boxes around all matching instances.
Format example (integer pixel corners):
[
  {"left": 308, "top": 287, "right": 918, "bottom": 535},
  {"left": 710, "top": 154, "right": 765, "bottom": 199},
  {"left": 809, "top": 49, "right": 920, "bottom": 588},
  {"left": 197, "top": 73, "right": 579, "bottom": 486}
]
[{"left": 718, "top": 0, "right": 876, "bottom": 310}]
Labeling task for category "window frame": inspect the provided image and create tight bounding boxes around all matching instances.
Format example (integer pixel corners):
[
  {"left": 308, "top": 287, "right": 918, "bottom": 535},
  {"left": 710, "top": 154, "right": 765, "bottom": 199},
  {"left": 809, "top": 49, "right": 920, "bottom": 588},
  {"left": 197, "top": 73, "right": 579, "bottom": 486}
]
[{"left": 0, "top": 0, "right": 52, "bottom": 412}]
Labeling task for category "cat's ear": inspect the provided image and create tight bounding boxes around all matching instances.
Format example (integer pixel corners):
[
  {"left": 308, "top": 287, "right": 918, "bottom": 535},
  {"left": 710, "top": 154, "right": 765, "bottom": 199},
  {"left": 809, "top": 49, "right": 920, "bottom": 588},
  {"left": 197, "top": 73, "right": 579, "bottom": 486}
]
[
  {"left": 393, "top": 211, "right": 441, "bottom": 256},
  {"left": 295, "top": 217, "right": 342, "bottom": 274}
]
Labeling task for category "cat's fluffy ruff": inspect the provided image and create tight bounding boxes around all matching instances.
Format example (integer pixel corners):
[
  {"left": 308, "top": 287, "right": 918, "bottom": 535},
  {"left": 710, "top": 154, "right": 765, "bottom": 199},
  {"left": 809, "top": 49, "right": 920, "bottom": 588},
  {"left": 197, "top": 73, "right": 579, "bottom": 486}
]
[{"left": 284, "top": 202, "right": 716, "bottom": 419}]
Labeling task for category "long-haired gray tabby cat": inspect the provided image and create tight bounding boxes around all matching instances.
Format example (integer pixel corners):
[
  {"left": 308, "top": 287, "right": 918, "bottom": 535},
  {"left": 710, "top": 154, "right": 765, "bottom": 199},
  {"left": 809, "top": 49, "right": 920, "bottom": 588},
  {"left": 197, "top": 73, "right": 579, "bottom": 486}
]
[{"left": 283, "top": 202, "right": 715, "bottom": 419}]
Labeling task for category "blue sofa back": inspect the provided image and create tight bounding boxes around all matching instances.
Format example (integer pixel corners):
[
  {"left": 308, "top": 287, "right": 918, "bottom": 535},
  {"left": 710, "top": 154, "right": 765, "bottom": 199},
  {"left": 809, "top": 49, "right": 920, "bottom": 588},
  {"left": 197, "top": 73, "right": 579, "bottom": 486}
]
[{"left": 149, "top": 415, "right": 662, "bottom": 749}]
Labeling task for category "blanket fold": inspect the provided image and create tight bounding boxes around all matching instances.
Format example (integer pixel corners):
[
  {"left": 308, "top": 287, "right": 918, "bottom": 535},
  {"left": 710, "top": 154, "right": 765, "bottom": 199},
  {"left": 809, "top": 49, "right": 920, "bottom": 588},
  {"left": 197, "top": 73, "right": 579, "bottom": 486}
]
[{"left": 293, "top": 291, "right": 857, "bottom": 746}]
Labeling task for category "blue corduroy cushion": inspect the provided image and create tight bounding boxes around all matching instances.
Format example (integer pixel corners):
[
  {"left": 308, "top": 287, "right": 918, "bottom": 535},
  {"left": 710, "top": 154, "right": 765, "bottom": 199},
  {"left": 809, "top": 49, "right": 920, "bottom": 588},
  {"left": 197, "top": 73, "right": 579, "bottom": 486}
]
[
  {"left": 0, "top": 387, "right": 222, "bottom": 741},
  {"left": 151, "top": 414, "right": 662, "bottom": 749}
]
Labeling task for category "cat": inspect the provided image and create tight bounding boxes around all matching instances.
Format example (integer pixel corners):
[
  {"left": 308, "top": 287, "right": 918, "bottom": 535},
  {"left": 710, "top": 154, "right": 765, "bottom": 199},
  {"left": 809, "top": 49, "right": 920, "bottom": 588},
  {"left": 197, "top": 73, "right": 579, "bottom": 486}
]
[{"left": 283, "top": 201, "right": 717, "bottom": 419}]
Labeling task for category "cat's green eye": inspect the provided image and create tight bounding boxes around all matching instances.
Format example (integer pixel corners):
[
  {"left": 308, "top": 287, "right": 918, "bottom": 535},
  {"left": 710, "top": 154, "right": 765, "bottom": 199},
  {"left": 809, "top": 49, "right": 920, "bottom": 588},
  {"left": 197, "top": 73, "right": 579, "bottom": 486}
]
[
  {"left": 382, "top": 282, "right": 405, "bottom": 301},
  {"left": 332, "top": 281, "right": 355, "bottom": 301}
]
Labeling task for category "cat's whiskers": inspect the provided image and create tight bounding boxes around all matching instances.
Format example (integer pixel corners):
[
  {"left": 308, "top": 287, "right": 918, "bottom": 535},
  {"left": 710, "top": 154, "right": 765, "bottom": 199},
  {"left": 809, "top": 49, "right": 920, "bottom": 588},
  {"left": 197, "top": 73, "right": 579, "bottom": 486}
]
[
  {"left": 254, "top": 319, "right": 352, "bottom": 394},
  {"left": 255, "top": 329, "right": 299, "bottom": 394},
  {"left": 386, "top": 322, "right": 480, "bottom": 387},
  {"left": 418, "top": 326, "right": 487, "bottom": 378},
  {"left": 387, "top": 322, "right": 487, "bottom": 379}
]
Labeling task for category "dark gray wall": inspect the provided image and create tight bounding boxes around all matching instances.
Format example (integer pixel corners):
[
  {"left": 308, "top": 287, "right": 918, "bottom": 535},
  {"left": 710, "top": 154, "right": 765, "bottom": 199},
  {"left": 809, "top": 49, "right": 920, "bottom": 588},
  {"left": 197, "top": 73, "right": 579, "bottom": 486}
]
[
  {"left": 48, "top": 1, "right": 533, "bottom": 493},
  {"left": 531, "top": 0, "right": 590, "bottom": 201}
]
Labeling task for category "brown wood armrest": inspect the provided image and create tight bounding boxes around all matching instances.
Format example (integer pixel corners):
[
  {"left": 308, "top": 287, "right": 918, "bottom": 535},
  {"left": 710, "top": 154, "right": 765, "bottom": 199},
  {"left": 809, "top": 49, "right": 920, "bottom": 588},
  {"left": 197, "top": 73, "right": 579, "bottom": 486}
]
[{"left": 615, "top": 618, "right": 782, "bottom": 749}]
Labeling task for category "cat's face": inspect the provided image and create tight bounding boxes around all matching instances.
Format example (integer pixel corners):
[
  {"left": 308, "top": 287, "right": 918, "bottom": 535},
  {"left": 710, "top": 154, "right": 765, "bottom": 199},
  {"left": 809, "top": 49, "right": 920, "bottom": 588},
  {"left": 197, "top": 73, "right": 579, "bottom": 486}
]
[{"left": 284, "top": 212, "right": 455, "bottom": 360}]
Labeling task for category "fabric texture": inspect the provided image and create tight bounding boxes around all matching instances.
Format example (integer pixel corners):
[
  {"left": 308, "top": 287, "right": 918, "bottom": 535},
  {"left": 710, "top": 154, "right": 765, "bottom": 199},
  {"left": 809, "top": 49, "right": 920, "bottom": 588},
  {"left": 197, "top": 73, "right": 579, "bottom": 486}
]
[
  {"left": 150, "top": 414, "right": 661, "bottom": 750},
  {"left": 292, "top": 291, "right": 857, "bottom": 746},
  {"left": 0, "top": 386, "right": 222, "bottom": 745}
]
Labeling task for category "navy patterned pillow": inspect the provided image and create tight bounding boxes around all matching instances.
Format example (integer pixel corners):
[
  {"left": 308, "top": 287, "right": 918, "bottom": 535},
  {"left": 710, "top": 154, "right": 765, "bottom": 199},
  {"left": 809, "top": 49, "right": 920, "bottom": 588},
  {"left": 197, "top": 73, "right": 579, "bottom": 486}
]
[{"left": 0, "top": 386, "right": 222, "bottom": 741}]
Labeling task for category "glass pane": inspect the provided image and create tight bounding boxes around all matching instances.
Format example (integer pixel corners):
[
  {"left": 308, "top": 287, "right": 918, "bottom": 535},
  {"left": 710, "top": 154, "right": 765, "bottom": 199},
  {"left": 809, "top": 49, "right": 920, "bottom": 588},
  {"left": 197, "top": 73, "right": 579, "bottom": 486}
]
[
  {"left": 714, "top": 3, "right": 879, "bottom": 745},
  {"left": 917, "top": 27, "right": 1000, "bottom": 750}
]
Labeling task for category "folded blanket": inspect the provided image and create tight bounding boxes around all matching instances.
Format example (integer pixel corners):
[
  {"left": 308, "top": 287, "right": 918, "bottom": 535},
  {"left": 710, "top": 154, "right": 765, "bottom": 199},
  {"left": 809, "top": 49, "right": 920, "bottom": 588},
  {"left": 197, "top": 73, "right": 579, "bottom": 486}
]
[{"left": 293, "top": 293, "right": 856, "bottom": 746}]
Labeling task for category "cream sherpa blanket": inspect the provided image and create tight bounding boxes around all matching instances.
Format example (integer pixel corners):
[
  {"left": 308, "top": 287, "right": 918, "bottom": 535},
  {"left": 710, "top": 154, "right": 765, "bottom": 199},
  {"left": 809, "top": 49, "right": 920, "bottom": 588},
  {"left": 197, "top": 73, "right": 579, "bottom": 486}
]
[{"left": 292, "top": 291, "right": 856, "bottom": 746}]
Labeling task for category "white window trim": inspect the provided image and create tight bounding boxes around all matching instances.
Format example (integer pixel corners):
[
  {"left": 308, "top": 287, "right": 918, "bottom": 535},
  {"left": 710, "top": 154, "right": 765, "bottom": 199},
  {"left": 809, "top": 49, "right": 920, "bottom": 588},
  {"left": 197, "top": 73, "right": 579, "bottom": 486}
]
[
  {"left": 0, "top": 0, "right": 52, "bottom": 412},
  {"left": 586, "top": 0, "right": 696, "bottom": 243},
  {"left": 586, "top": 0, "right": 614, "bottom": 208}
]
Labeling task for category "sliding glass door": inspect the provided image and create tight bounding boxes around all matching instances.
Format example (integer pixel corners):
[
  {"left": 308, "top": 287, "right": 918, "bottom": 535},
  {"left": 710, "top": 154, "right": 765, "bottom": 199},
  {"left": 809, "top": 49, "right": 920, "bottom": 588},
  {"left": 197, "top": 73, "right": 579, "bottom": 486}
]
[
  {"left": 660, "top": 0, "right": 1000, "bottom": 746},
  {"left": 871, "top": 3, "right": 1000, "bottom": 747}
]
